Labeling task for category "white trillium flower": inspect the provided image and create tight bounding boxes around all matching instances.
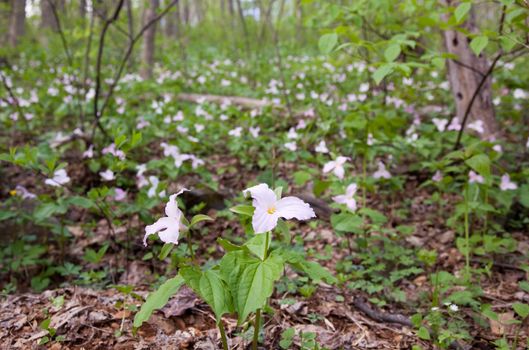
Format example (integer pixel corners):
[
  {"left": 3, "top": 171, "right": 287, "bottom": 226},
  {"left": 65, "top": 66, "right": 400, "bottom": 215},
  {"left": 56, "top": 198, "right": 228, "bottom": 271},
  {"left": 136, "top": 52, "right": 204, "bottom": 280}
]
[
  {"left": 432, "top": 170, "right": 443, "bottom": 183},
  {"left": 100, "top": 169, "right": 115, "bottom": 181},
  {"left": 432, "top": 118, "right": 448, "bottom": 132},
  {"left": 468, "top": 171, "right": 484, "bottom": 184},
  {"left": 373, "top": 161, "right": 391, "bottom": 179},
  {"left": 500, "top": 174, "right": 517, "bottom": 191},
  {"left": 243, "top": 183, "right": 316, "bottom": 234},
  {"left": 323, "top": 156, "right": 350, "bottom": 179},
  {"left": 315, "top": 140, "right": 329, "bottom": 154},
  {"left": 45, "top": 169, "right": 70, "bottom": 187},
  {"left": 144, "top": 189, "right": 188, "bottom": 246},
  {"left": 332, "top": 183, "right": 358, "bottom": 212},
  {"left": 284, "top": 141, "right": 297, "bottom": 151}
]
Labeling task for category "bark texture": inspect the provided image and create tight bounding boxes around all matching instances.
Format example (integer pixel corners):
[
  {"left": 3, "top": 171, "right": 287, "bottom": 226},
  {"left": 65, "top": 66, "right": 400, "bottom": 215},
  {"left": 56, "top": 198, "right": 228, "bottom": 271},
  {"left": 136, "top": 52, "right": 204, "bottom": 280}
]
[
  {"left": 140, "top": 0, "right": 159, "bottom": 80},
  {"left": 8, "top": 0, "right": 26, "bottom": 46},
  {"left": 442, "top": 0, "right": 498, "bottom": 138}
]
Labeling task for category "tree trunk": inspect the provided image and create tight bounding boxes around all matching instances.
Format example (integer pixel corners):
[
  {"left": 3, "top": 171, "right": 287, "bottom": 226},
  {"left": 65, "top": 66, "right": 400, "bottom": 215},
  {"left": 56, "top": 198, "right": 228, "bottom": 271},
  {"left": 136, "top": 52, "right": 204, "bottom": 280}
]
[
  {"left": 0, "top": 0, "right": 11, "bottom": 48},
  {"left": 8, "top": 0, "right": 25, "bottom": 46},
  {"left": 80, "top": 0, "right": 87, "bottom": 19},
  {"left": 442, "top": 0, "right": 498, "bottom": 138},
  {"left": 141, "top": 0, "right": 159, "bottom": 80},
  {"left": 41, "top": 0, "right": 59, "bottom": 31},
  {"left": 164, "top": 0, "right": 176, "bottom": 37},
  {"left": 295, "top": 0, "right": 303, "bottom": 45}
]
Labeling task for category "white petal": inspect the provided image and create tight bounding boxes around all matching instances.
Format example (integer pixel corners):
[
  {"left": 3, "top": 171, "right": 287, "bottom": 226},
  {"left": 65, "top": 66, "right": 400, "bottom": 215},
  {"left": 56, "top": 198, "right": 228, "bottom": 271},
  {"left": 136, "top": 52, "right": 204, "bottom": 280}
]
[
  {"left": 345, "top": 198, "right": 357, "bottom": 211},
  {"left": 322, "top": 161, "right": 336, "bottom": 173},
  {"left": 45, "top": 179, "right": 60, "bottom": 187},
  {"left": 243, "top": 183, "right": 277, "bottom": 209},
  {"left": 334, "top": 165, "right": 345, "bottom": 179},
  {"left": 252, "top": 206, "right": 279, "bottom": 234},
  {"left": 332, "top": 194, "right": 348, "bottom": 205},
  {"left": 143, "top": 216, "right": 180, "bottom": 246},
  {"left": 276, "top": 196, "right": 316, "bottom": 220},
  {"left": 345, "top": 183, "right": 358, "bottom": 196},
  {"left": 165, "top": 188, "right": 188, "bottom": 217},
  {"left": 336, "top": 156, "right": 349, "bottom": 165}
]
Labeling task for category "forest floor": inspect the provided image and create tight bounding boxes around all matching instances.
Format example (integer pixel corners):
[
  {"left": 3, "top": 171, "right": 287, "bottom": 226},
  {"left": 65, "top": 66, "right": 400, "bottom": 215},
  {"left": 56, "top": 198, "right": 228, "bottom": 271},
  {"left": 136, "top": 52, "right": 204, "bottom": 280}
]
[{"left": 1, "top": 156, "right": 528, "bottom": 350}]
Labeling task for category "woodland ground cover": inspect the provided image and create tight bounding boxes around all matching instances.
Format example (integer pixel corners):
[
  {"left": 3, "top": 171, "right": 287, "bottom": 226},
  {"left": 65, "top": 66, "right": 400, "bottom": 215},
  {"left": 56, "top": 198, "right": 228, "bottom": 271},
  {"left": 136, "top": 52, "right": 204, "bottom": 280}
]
[{"left": 1, "top": 0, "right": 529, "bottom": 349}]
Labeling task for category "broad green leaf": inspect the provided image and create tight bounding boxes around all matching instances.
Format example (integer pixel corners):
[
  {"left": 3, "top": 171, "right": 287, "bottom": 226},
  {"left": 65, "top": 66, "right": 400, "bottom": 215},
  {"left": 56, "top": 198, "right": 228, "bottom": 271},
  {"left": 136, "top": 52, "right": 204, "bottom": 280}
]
[
  {"left": 235, "top": 254, "right": 284, "bottom": 323},
  {"left": 199, "top": 270, "right": 233, "bottom": 323},
  {"left": 482, "top": 304, "right": 499, "bottom": 321},
  {"left": 417, "top": 326, "right": 431, "bottom": 340},
  {"left": 358, "top": 208, "right": 387, "bottom": 225},
  {"left": 292, "top": 260, "right": 337, "bottom": 284},
  {"left": 158, "top": 243, "right": 174, "bottom": 260},
  {"left": 470, "top": 36, "right": 488, "bottom": 56},
  {"left": 189, "top": 214, "right": 213, "bottom": 227},
  {"left": 465, "top": 154, "right": 490, "bottom": 178},
  {"left": 217, "top": 238, "right": 243, "bottom": 252},
  {"left": 293, "top": 171, "right": 312, "bottom": 186},
  {"left": 513, "top": 302, "right": 529, "bottom": 319},
  {"left": 68, "top": 196, "right": 95, "bottom": 209},
  {"left": 499, "top": 36, "right": 516, "bottom": 52},
  {"left": 34, "top": 203, "right": 67, "bottom": 221},
  {"left": 133, "top": 275, "right": 184, "bottom": 328},
  {"left": 519, "top": 184, "right": 529, "bottom": 208},
  {"left": 331, "top": 213, "right": 363, "bottom": 233},
  {"left": 230, "top": 205, "right": 254, "bottom": 216},
  {"left": 244, "top": 234, "right": 267, "bottom": 260},
  {"left": 373, "top": 64, "right": 394, "bottom": 84},
  {"left": 318, "top": 33, "right": 338, "bottom": 54},
  {"left": 384, "top": 44, "right": 401, "bottom": 62},
  {"left": 454, "top": 2, "right": 471, "bottom": 23}
]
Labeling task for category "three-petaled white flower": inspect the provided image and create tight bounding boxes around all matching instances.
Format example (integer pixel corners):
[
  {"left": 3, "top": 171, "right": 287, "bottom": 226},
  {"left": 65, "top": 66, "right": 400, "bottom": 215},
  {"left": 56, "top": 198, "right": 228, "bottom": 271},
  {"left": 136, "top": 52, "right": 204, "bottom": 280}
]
[
  {"left": 373, "top": 161, "right": 391, "bottom": 179},
  {"left": 45, "top": 169, "right": 71, "bottom": 187},
  {"left": 500, "top": 174, "right": 517, "bottom": 191},
  {"left": 323, "top": 156, "right": 350, "bottom": 179},
  {"left": 243, "top": 183, "right": 316, "bottom": 234},
  {"left": 332, "top": 183, "right": 358, "bottom": 212},
  {"left": 468, "top": 171, "right": 484, "bottom": 184},
  {"left": 100, "top": 169, "right": 115, "bottom": 181},
  {"left": 144, "top": 189, "right": 188, "bottom": 246}
]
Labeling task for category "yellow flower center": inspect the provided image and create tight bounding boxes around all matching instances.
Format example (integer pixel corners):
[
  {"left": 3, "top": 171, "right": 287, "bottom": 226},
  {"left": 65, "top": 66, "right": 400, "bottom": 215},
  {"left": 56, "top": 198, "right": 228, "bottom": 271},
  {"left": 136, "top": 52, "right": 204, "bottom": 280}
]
[
  {"left": 9, "top": 190, "right": 17, "bottom": 196},
  {"left": 267, "top": 206, "right": 276, "bottom": 214}
]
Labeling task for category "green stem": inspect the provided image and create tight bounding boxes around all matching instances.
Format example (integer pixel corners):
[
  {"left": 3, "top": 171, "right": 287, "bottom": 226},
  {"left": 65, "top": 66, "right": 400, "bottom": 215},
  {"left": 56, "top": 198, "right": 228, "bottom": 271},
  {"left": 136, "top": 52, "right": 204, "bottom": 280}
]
[
  {"left": 464, "top": 185, "right": 470, "bottom": 280},
  {"left": 187, "top": 230, "right": 195, "bottom": 264},
  {"left": 483, "top": 187, "right": 489, "bottom": 234},
  {"left": 264, "top": 231, "right": 270, "bottom": 260},
  {"left": 252, "top": 308, "right": 261, "bottom": 350},
  {"left": 219, "top": 321, "right": 229, "bottom": 350}
]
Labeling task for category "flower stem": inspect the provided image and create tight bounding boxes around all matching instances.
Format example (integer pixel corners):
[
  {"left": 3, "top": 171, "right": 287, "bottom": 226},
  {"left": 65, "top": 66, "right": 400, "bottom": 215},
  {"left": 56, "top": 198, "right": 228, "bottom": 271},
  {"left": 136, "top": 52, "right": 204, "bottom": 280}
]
[
  {"left": 264, "top": 231, "right": 270, "bottom": 260},
  {"left": 187, "top": 230, "right": 195, "bottom": 264},
  {"left": 219, "top": 321, "right": 229, "bottom": 350},
  {"left": 252, "top": 308, "right": 261, "bottom": 350},
  {"left": 464, "top": 184, "right": 470, "bottom": 280}
]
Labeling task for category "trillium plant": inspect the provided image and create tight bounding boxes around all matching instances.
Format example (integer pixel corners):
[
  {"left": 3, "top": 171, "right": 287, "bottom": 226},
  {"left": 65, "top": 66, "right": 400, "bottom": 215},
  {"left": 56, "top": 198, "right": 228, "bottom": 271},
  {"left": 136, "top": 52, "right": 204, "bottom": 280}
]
[{"left": 134, "top": 183, "right": 334, "bottom": 350}]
